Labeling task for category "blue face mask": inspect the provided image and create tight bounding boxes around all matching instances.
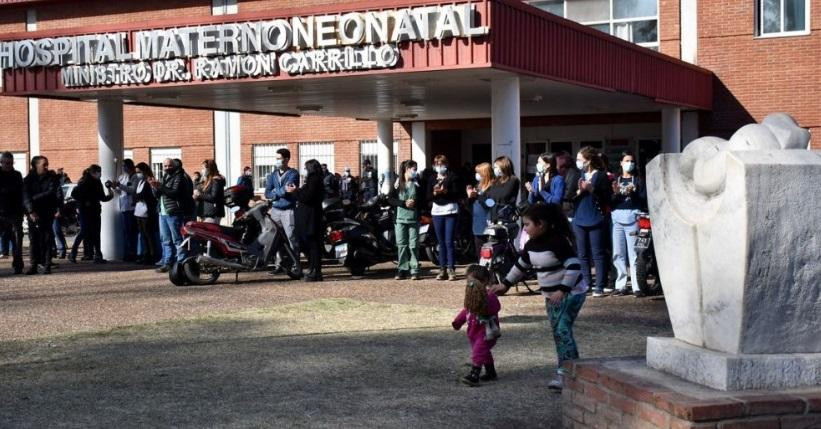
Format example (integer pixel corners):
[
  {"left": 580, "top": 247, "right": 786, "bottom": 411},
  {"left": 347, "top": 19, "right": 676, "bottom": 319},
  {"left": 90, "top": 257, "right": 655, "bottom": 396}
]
[
  {"left": 274, "top": 159, "right": 283, "bottom": 169},
  {"left": 436, "top": 165, "right": 448, "bottom": 174},
  {"left": 409, "top": 169, "right": 419, "bottom": 179}
]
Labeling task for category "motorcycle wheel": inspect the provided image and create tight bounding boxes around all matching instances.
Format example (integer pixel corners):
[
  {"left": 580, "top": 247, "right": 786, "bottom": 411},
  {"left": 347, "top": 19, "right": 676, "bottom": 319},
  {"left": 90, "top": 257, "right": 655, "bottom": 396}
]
[
  {"left": 169, "top": 262, "right": 190, "bottom": 286},
  {"left": 181, "top": 257, "right": 220, "bottom": 286},
  {"left": 348, "top": 262, "right": 367, "bottom": 276},
  {"left": 635, "top": 246, "right": 663, "bottom": 296}
]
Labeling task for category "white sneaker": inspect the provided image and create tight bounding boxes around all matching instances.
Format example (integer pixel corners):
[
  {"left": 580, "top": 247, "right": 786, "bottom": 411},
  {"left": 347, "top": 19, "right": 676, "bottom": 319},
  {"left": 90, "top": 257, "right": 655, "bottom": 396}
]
[
  {"left": 603, "top": 287, "right": 615, "bottom": 293},
  {"left": 548, "top": 374, "right": 564, "bottom": 391},
  {"left": 592, "top": 291, "right": 605, "bottom": 298}
]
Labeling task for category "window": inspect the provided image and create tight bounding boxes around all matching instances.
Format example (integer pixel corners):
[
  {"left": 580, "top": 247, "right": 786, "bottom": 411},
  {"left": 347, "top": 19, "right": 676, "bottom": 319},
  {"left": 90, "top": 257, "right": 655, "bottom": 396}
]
[
  {"left": 359, "top": 140, "right": 399, "bottom": 174},
  {"left": 12, "top": 152, "right": 27, "bottom": 175},
  {"left": 150, "top": 147, "right": 181, "bottom": 181},
  {"left": 123, "top": 149, "right": 134, "bottom": 162},
  {"left": 298, "top": 142, "right": 334, "bottom": 181},
  {"left": 757, "top": 0, "right": 809, "bottom": 36},
  {"left": 531, "top": 0, "right": 565, "bottom": 16},
  {"left": 253, "top": 144, "right": 286, "bottom": 191},
  {"left": 529, "top": 0, "right": 660, "bottom": 50}
]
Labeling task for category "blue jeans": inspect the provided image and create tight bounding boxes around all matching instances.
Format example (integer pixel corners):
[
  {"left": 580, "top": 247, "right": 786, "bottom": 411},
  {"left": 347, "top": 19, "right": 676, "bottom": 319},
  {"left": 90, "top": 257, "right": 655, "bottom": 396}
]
[
  {"left": 612, "top": 211, "right": 639, "bottom": 292},
  {"left": 121, "top": 211, "right": 138, "bottom": 259},
  {"left": 573, "top": 221, "right": 608, "bottom": 293},
  {"left": 0, "top": 231, "right": 12, "bottom": 255},
  {"left": 433, "top": 214, "right": 457, "bottom": 269},
  {"left": 53, "top": 217, "right": 67, "bottom": 256},
  {"left": 159, "top": 215, "right": 186, "bottom": 265}
]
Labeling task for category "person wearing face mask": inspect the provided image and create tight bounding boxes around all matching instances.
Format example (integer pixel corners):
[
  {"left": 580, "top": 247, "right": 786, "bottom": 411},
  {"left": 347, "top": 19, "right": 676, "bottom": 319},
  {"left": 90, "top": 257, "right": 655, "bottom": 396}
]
[
  {"left": 387, "top": 160, "right": 422, "bottom": 280},
  {"left": 526, "top": 152, "right": 565, "bottom": 207},
  {"left": 133, "top": 163, "right": 159, "bottom": 266},
  {"left": 0, "top": 152, "right": 25, "bottom": 274},
  {"left": 339, "top": 167, "right": 358, "bottom": 201},
  {"left": 114, "top": 159, "right": 138, "bottom": 262},
  {"left": 287, "top": 159, "right": 325, "bottom": 282},
  {"left": 571, "top": 147, "right": 613, "bottom": 297},
  {"left": 23, "top": 156, "right": 63, "bottom": 274},
  {"left": 427, "top": 154, "right": 460, "bottom": 281},
  {"left": 360, "top": 159, "right": 378, "bottom": 201},
  {"left": 264, "top": 148, "right": 302, "bottom": 277},
  {"left": 558, "top": 153, "right": 581, "bottom": 219},
  {"left": 193, "top": 160, "right": 226, "bottom": 224},
  {"left": 610, "top": 152, "right": 647, "bottom": 297},
  {"left": 68, "top": 164, "right": 113, "bottom": 265},
  {"left": 467, "top": 162, "right": 495, "bottom": 258},
  {"left": 150, "top": 158, "right": 192, "bottom": 273},
  {"left": 485, "top": 156, "right": 521, "bottom": 223}
]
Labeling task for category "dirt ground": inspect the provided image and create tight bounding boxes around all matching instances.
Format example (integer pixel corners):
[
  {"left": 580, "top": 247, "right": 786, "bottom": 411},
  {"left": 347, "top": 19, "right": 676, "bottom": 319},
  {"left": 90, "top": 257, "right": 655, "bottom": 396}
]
[{"left": 0, "top": 258, "right": 672, "bottom": 428}]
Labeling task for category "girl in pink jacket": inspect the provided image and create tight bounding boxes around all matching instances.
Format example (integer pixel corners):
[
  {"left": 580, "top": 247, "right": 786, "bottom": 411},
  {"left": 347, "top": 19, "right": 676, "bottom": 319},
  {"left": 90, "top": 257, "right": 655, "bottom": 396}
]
[{"left": 452, "top": 264, "right": 502, "bottom": 386}]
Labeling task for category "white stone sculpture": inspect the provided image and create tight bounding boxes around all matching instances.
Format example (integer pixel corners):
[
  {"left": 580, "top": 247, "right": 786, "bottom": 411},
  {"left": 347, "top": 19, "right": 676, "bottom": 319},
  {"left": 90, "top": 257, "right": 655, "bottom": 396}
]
[{"left": 645, "top": 113, "right": 821, "bottom": 390}]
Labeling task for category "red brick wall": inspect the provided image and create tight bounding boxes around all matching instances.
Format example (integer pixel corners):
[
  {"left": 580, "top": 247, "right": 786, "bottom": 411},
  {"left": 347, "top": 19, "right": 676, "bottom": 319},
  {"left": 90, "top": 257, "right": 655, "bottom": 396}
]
[
  {"left": 239, "top": 0, "right": 354, "bottom": 14},
  {"left": 123, "top": 105, "right": 214, "bottom": 171},
  {"left": 240, "top": 114, "right": 411, "bottom": 176},
  {"left": 0, "top": 7, "right": 28, "bottom": 160},
  {"left": 34, "top": 0, "right": 211, "bottom": 31},
  {"left": 659, "top": 0, "right": 681, "bottom": 59},
  {"left": 698, "top": 0, "right": 821, "bottom": 148}
]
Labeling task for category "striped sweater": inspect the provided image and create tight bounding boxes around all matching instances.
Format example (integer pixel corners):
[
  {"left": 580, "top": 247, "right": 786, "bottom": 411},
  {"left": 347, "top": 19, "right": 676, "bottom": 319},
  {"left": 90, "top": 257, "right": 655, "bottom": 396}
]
[{"left": 502, "top": 234, "right": 587, "bottom": 296}]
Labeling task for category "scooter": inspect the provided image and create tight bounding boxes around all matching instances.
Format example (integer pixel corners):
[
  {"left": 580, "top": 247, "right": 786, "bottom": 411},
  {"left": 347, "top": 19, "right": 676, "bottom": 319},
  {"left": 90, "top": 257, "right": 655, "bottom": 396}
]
[
  {"left": 478, "top": 203, "right": 537, "bottom": 295},
  {"left": 632, "top": 212, "right": 662, "bottom": 296},
  {"left": 169, "top": 200, "right": 301, "bottom": 286}
]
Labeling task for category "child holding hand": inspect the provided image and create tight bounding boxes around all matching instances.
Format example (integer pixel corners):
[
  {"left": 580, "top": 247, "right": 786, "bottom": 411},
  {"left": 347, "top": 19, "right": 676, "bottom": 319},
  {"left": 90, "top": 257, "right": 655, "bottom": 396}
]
[{"left": 453, "top": 264, "right": 502, "bottom": 386}]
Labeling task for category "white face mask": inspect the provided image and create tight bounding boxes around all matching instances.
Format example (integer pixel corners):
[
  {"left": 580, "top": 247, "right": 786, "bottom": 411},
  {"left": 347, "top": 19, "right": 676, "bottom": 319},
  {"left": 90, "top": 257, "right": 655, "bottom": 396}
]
[
  {"left": 244, "top": 170, "right": 252, "bottom": 177},
  {"left": 274, "top": 159, "right": 283, "bottom": 169},
  {"left": 536, "top": 163, "right": 546, "bottom": 174},
  {"left": 436, "top": 165, "right": 448, "bottom": 174},
  {"left": 343, "top": 171, "right": 350, "bottom": 177},
  {"left": 301, "top": 168, "right": 308, "bottom": 177},
  {"left": 493, "top": 166, "right": 503, "bottom": 177},
  {"left": 135, "top": 173, "right": 145, "bottom": 181},
  {"left": 200, "top": 168, "right": 207, "bottom": 177},
  {"left": 365, "top": 171, "right": 372, "bottom": 178},
  {"left": 622, "top": 162, "right": 635, "bottom": 173},
  {"left": 475, "top": 173, "right": 482, "bottom": 182},
  {"left": 576, "top": 160, "right": 586, "bottom": 171}
]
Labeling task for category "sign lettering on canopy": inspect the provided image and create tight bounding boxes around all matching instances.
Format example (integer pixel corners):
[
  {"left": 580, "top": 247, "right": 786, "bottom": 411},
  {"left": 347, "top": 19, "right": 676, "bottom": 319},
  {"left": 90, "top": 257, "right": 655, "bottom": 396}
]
[{"left": 0, "top": 3, "right": 489, "bottom": 88}]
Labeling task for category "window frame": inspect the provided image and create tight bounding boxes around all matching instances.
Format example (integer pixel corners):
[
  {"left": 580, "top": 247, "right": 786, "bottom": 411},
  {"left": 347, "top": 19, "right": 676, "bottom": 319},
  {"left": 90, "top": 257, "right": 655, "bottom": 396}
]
[
  {"left": 755, "top": 0, "right": 811, "bottom": 38},
  {"left": 149, "top": 147, "right": 182, "bottom": 181},
  {"left": 252, "top": 143, "right": 287, "bottom": 193},
  {"left": 573, "top": 0, "right": 661, "bottom": 50},
  {"left": 297, "top": 141, "right": 335, "bottom": 182}
]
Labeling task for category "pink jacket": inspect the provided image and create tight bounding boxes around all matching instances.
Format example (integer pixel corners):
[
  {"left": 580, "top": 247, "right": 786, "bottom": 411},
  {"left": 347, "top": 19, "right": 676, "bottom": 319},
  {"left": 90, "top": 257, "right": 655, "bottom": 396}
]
[{"left": 452, "top": 291, "right": 501, "bottom": 341}]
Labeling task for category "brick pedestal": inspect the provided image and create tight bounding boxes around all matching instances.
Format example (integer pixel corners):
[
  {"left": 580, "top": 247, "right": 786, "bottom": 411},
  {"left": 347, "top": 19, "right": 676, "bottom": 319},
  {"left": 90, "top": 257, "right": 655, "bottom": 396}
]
[{"left": 562, "top": 357, "right": 821, "bottom": 429}]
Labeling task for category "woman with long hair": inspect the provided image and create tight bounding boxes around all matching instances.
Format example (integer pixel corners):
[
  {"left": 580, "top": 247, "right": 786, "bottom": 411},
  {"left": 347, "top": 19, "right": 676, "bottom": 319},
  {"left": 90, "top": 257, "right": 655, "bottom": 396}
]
[
  {"left": 288, "top": 159, "right": 325, "bottom": 282},
  {"left": 572, "top": 147, "right": 613, "bottom": 297},
  {"left": 194, "top": 159, "right": 225, "bottom": 224},
  {"left": 134, "top": 162, "right": 159, "bottom": 265},
  {"left": 467, "top": 162, "right": 495, "bottom": 258},
  {"left": 388, "top": 159, "right": 422, "bottom": 280},
  {"left": 610, "top": 151, "right": 647, "bottom": 297},
  {"left": 426, "top": 154, "right": 460, "bottom": 281},
  {"left": 526, "top": 152, "right": 565, "bottom": 206},
  {"left": 69, "top": 164, "right": 113, "bottom": 264}
]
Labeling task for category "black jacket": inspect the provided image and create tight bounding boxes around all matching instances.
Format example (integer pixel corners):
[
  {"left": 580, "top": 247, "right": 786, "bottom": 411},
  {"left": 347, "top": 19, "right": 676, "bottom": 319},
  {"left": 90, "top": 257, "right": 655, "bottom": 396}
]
[
  {"left": 199, "top": 176, "right": 226, "bottom": 219},
  {"left": 73, "top": 177, "right": 113, "bottom": 214},
  {"left": 23, "top": 171, "right": 63, "bottom": 216},
  {"left": 0, "top": 169, "right": 24, "bottom": 217},
  {"left": 157, "top": 169, "right": 193, "bottom": 217},
  {"left": 426, "top": 171, "right": 460, "bottom": 208},
  {"left": 295, "top": 173, "right": 325, "bottom": 237},
  {"left": 135, "top": 179, "right": 158, "bottom": 216}
]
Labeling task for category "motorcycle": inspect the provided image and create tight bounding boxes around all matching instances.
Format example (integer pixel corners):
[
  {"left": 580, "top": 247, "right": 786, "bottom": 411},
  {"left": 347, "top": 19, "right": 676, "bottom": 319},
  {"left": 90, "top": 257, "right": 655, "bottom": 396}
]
[
  {"left": 632, "top": 212, "right": 662, "bottom": 296},
  {"left": 326, "top": 195, "right": 396, "bottom": 276},
  {"left": 478, "top": 203, "right": 536, "bottom": 295},
  {"left": 168, "top": 200, "right": 302, "bottom": 286}
]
